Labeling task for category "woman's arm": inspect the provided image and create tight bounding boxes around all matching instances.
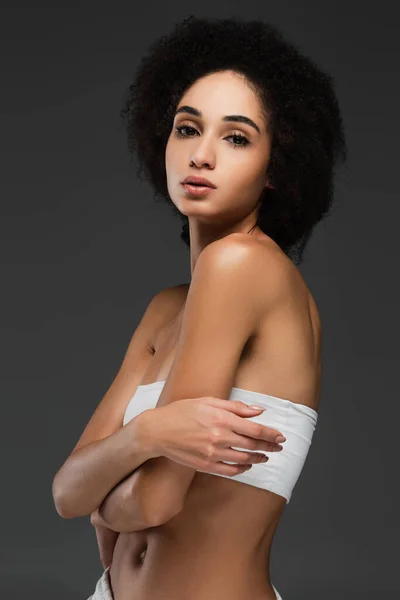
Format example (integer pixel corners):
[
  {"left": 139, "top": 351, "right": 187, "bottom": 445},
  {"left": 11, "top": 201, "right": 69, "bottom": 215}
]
[
  {"left": 122, "top": 456, "right": 196, "bottom": 523},
  {"left": 125, "top": 237, "right": 285, "bottom": 521},
  {"left": 93, "top": 412, "right": 191, "bottom": 530},
  {"left": 90, "top": 513, "right": 120, "bottom": 569},
  {"left": 52, "top": 410, "right": 158, "bottom": 520},
  {"left": 52, "top": 288, "right": 178, "bottom": 522},
  {"left": 96, "top": 466, "right": 164, "bottom": 531}
]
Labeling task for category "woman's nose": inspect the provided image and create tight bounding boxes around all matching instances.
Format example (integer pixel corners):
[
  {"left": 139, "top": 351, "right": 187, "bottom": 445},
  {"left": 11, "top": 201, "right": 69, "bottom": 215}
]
[{"left": 189, "top": 147, "right": 215, "bottom": 169}]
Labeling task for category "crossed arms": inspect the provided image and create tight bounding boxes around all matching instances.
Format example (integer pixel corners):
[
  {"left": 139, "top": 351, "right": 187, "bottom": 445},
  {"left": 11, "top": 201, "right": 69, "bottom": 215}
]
[{"left": 96, "top": 236, "right": 284, "bottom": 531}]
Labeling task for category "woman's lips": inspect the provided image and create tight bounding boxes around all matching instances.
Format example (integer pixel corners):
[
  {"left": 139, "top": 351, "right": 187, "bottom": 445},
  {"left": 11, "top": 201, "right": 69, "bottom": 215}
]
[{"left": 182, "top": 183, "right": 215, "bottom": 197}]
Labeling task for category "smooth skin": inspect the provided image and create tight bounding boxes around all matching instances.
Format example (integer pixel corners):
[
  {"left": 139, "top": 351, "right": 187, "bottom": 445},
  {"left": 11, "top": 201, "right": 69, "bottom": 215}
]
[
  {"left": 54, "top": 70, "right": 321, "bottom": 600},
  {"left": 107, "top": 240, "right": 321, "bottom": 600}
]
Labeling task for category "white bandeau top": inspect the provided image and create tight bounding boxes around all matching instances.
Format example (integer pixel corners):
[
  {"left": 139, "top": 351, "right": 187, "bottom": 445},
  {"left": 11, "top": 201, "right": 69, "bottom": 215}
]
[{"left": 123, "top": 380, "right": 318, "bottom": 504}]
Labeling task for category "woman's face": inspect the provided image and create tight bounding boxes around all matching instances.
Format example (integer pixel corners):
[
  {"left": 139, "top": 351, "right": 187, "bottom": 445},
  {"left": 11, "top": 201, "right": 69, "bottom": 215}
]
[{"left": 165, "top": 70, "right": 273, "bottom": 228}]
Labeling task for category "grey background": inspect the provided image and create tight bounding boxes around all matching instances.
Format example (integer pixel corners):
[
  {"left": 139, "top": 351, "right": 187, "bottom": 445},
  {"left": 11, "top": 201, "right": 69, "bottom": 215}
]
[{"left": 1, "top": 2, "right": 398, "bottom": 598}]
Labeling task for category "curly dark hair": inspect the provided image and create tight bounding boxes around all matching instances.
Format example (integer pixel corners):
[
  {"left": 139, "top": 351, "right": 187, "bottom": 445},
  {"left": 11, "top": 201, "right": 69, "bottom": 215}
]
[{"left": 120, "top": 15, "right": 347, "bottom": 265}]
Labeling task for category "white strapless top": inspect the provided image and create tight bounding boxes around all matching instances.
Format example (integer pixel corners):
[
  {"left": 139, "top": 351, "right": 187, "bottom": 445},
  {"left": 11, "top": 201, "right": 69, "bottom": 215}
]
[{"left": 123, "top": 381, "right": 318, "bottom": 504}]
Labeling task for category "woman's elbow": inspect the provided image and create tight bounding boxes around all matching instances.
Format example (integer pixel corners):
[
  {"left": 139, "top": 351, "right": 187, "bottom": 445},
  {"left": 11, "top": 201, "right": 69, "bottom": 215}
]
[{"left": 52, "top": 473, "right": 87, "bottom": 519}]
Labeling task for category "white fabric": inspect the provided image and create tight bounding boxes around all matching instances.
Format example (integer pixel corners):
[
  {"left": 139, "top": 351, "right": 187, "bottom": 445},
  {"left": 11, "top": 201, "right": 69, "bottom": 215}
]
[
  {"left": 87, "top": 566, "right": 283, "bottom": 599},
  {"left": 123, "top": 380, "right": 318, "bottom": 504}
]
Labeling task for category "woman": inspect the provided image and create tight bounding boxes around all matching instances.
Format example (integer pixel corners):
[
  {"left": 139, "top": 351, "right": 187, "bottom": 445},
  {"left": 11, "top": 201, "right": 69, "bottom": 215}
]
[{"left": 52, "top": 15, "right": 347, "bottom": 600}]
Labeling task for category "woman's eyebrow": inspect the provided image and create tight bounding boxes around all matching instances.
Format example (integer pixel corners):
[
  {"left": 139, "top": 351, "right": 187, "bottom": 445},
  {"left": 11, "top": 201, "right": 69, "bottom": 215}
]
[{"left": 174, "top": 105, "right": 261, "bottom": 134}]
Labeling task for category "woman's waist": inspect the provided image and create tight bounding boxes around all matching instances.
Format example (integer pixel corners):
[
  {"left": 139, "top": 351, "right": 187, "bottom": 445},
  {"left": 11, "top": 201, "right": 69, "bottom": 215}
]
[
  {"left": 110, "top": 528, "right": 272, "bottom": 594},
  {"left": 110, "top": 536, "right": 274, "bottom": 600},
  {"left": 111, "top": 482, "right": 279, "bottom": 572}
]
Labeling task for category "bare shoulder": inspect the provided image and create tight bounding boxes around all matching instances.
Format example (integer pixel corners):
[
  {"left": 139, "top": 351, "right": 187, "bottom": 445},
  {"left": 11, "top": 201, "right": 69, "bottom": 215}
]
[
  {"left": 148, "top": 283, "right": 190, "bottom": 343},
  {"left": 152, "top": 283, "right": 190, "bottom": 315},
  {"left": 207, "top": 233, "right": 321, "bottom": 326},
  {"left": 221, "top": 234, "right": 322, "bottom": 393},
  {"left": 201, "top": 232, "right": 287, "bottom": 271},
  {"left": 201, "top": 233, "right": 296, "bottom": 300}
]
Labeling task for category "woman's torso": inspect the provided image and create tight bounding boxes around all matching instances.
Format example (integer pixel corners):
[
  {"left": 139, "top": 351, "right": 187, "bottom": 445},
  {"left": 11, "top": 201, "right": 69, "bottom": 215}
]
[{"left": 109, "top": 236, "right": 322, "bottom": 600}]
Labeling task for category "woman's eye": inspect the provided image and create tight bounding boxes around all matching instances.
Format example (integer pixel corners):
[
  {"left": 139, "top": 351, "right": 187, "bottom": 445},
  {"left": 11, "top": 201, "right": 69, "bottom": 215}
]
[
  {"left": 175, "top": 125, "right": 197, "bottom": 137},
  {"left": 174, "top": 125, "right": 250, "bottom": 148},
  {"left": 226, "top": 134, "right": 250, "bottom": 147}
]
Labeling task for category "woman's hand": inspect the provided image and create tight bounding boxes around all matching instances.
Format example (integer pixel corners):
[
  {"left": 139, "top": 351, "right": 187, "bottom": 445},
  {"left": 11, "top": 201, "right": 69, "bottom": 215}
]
[
  {"left": 147, "top": 396, "right": 286, "bottom": 477},
  {"left": 90, "top": 509, "right": 119, "bottom": 569}
]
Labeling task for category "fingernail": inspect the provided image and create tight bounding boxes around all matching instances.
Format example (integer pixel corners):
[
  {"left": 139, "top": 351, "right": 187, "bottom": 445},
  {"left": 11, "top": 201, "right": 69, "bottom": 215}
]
[
  {"left": 275, "top": 435, "right": 286, "bottom": 443},
  {"left": 249, "top": 404, "right": 266, "bottom": 411}
]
